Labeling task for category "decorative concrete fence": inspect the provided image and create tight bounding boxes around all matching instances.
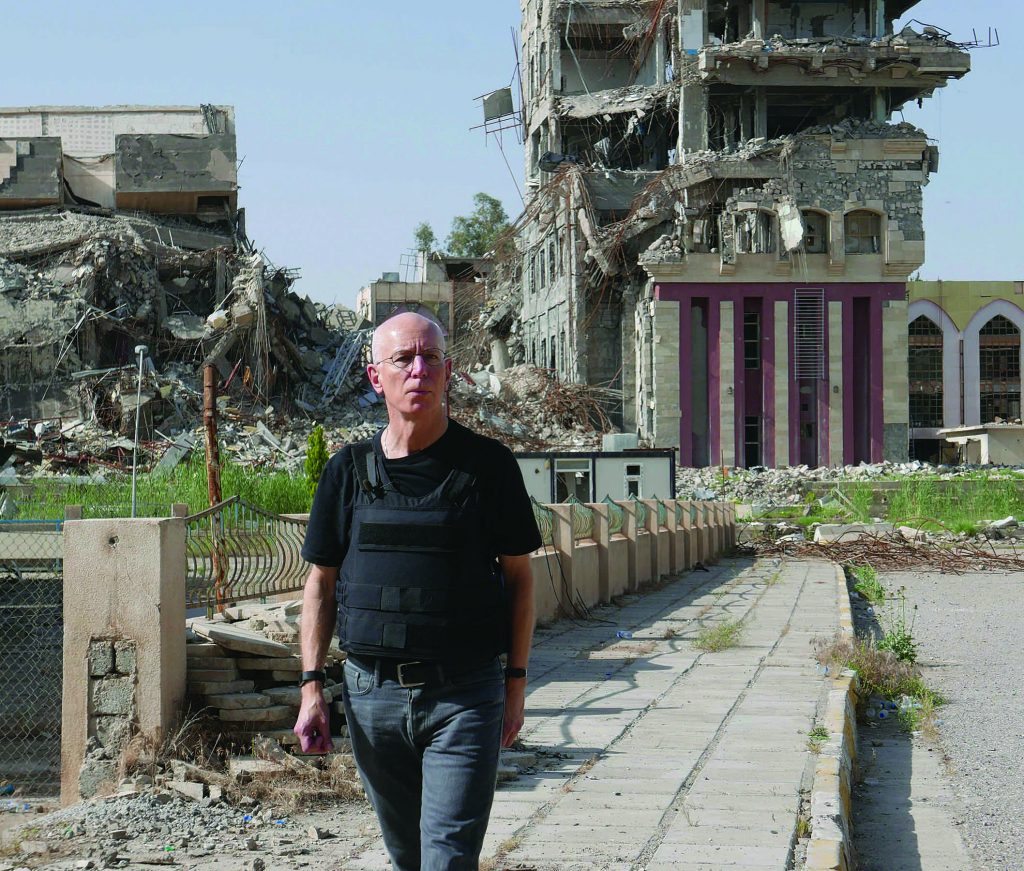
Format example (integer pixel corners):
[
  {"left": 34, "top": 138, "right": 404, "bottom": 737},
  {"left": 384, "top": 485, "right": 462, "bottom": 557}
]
[
  {"left": 528, "top": 499, "right": 736, "bottom": 624},
  {"left": 59, "top": 499, "right": 735, "bottom": 802}
]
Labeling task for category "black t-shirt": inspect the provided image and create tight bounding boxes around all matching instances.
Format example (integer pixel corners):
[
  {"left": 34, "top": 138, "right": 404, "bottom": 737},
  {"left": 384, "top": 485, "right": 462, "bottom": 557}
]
[{"left": 301, "top": 419, "right": 542, "bottom": 567}]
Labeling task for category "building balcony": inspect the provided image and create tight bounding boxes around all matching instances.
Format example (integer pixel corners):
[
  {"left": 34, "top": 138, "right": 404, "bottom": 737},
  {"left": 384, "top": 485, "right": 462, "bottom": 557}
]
[{"left": 699, "top": 31, "right": 970, "bottom": 91}]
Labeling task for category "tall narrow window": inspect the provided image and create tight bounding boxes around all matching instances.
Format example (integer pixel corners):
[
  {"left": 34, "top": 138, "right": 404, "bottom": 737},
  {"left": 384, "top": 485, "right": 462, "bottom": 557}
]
[
  {"left": 908, "top": 316, "right": 944, "bottom": 428},
  {"left": 793, "top": 288, "right": 825, "bottom": 379},
  {"left": 538, "top": 248, "right": 546, "bottom": 288},
  {"left": 744, "top": 416, "right": 762, "bottom": 468},
  {"left": 979, "top": 315, "right": 1021, "bottom": 422},
  {"left": 625, "top": 463, "right": 642, "bottom": 499},
  {"left": 743, "top": 310, "right": 761, "bottom": 370}
]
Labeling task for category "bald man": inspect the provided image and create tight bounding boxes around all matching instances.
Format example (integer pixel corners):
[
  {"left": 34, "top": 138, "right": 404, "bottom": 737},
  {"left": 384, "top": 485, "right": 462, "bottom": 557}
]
[{"left": 295, "top": 312, "right": 540, "bottom": 870}]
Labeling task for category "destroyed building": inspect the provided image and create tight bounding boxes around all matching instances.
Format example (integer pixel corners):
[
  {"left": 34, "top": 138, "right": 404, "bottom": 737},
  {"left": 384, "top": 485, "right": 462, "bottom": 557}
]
[
  {"left": 497, "top": 0, "right": 972, "bottom": 467},
  {"left": 0, "top": 105, "right": 377, "bottom": 471}
]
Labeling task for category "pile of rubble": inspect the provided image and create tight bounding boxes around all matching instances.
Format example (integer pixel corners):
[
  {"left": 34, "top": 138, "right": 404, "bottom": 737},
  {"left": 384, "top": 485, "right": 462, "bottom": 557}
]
[
  {"left": 676, "top": 461, "right": 1022, "bottom": 508},
  {"left": 185, "top": 600, "right": 346, "bottom": 751},
  {"left": 450, "top": 364, "right": 614, "bottom": 451}
]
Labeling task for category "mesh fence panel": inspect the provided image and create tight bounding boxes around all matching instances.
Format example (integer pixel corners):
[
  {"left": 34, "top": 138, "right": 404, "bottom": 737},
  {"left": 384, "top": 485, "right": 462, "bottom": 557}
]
[{"left": 0, "top": 524, "right": 63, "bottom": 795}]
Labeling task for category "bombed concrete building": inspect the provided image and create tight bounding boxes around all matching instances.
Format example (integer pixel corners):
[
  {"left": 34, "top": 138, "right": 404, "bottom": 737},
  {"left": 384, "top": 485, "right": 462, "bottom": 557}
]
[
  {"left": 506, "top": 0, "right": 971, "bottom": 467},
  {"left": 0, "top": 105, "right": 356, "bottom": 444}
]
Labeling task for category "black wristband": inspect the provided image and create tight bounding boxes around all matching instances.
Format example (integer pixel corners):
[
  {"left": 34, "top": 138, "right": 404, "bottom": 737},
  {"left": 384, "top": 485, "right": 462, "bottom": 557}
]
[
  {"left": 299, "top": 670, "right": 326, "bottom": 687},
  {"left": 505, "top": 667, "right": 528, "bottom": 679}
]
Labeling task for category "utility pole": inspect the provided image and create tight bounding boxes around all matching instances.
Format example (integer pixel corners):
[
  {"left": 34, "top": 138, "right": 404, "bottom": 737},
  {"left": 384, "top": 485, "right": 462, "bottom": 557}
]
[
  {"left": 203, "top": 363, "right": 225, "bottom": 613},
  {"left": 203, "top": 364, "right": 222, "bottom": 507},
  {"left": 131, "top": 344, "right": 148, "bottom": 518}
]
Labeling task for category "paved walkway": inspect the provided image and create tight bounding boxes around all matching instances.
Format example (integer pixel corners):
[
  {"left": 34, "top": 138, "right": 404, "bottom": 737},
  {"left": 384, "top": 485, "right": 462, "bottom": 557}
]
[{"left": 341, "top": 556, "right": 839, "bottom": 871}]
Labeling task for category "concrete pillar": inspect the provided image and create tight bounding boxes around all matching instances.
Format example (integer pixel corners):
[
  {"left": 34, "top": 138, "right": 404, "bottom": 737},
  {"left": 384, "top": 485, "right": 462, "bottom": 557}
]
[
  {"left": 882, "top": 299, "right": 910, "bottom": 462},
  {"left": 490, "top": 338, "right": 512, "bottom": 373},
  {"left": 550, "top": 504, "right": 575, "bottom": 615},
  {"left": 652, "top": 298, "right": 682, "bottom": 447},
  {"left": 872, "top": 89, "right": 887, "bottom": 123},
  {"left": 873, "top": 0, "right": 887, "bottom": 37},
  {"left": 774, "top": 300, "right": 790, "bottom": 466},
  {"left": 719, "top": 300, "right": 736, "bottom": 467},
  {"left": 679, "top": 83, "right": 709, "bottom": 157},
  {"left": 828, "top": 300, "right": 844, "bottom": 467},
  {"left": 754, "top": 89, "right": 768, "bottom": 141},
  {"left": 61, "top": 518, "right": 186, "bottom": 804},
  {"left": 751, "top": 0, "right": 767, "bottom": 39},
  {"left": 621, "top": 289, "right": 638, "bottom": 433}
]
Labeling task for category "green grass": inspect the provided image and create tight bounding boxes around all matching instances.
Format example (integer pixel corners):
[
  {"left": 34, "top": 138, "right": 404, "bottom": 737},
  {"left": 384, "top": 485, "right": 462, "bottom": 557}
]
[
  {"left": 887, "top": 477, "right": 1024, "bottom": 531},
  {"left": 694, "top": 619, "right": 744, "bottom": 652},
  {"left": 808, "top": 725, "right": 829, "bottom": 742},
  {"left": 13, "top": 452, "right": 312, "bottom": 520}
]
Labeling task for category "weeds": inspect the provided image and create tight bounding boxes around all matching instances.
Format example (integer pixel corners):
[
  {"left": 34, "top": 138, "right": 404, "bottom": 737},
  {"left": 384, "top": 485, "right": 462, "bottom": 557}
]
[
  {"left": 14, "top": 452, "right": 312, "bottom": 520},
  {"left": 849, "top": 564, "right": 886, "bottom": 605},
  {"left": 807, "top": 725, "right": 829, "bottom": 754},
  {"left": 795, "top": 815, "right": 811, "bottom": 839},
  {"left": 694, "top": 619, "right": 744, "bottom": 652},
  {"left": 876, "top": 587, "right": 918, "bottom": 664},
  {"left": 814, "top": 635, "right": 945, "bottom": 733}
]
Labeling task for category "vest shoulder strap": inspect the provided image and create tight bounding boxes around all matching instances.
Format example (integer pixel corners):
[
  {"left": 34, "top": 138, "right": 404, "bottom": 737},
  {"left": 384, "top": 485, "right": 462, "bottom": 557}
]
[{"left": 350, "top": 440, "right": 381, "bottom": 498}]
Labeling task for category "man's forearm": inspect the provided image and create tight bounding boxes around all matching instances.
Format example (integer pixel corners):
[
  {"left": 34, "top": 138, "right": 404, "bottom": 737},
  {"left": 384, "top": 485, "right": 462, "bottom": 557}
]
[
  {"left": 301, "top": 565, "right": 339, "bottom": 671},
  {"left": 501, "top": 555, "right": 535, "bottom": 669}
]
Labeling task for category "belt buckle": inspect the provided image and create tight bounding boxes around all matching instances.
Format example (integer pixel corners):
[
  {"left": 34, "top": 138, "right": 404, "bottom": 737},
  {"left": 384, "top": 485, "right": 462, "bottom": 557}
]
[{"left": 396, "top": 661, "right": 426, "bottom": 688}]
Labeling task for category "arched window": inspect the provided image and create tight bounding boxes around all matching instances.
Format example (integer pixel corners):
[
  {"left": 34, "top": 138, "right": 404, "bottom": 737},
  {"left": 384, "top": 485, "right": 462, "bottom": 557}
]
[
  {"left": 908, "top": 316, "right": 943, "bottom": 428},
  {"left": 735, "top": 210, "right": 776, "bottom": 254},
  {"left": 801, "top": 210, "right": 829, "bottom": 254},
  {"left": 979, "top": 315, "right": 1021, "bottom": 422},
  {"left": 844, "top": 210, "right": 881, "bottom": 254}
]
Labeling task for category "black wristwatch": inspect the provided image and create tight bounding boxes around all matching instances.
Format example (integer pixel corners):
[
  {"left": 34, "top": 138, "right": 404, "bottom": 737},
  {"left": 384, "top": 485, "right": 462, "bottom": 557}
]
[
  {"left": 505, "top": 667, "right": 528, "bottom": 680},
  {"left": 299, "top": 670, "right": 327, "bottom": 687}
]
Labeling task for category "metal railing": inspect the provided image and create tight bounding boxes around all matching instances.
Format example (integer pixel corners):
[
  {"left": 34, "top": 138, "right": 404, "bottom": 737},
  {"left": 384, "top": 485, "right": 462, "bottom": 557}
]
[
  {"left": 603, "top": 497, "right": 625, "bottom": 536},
  {"left": 184, "top": 496, "right": 309, "bottom": 612},
  {"left": 530, "top": 498, "right": 554, "bottom": 546},
  {"left": 0, "top": 527, "right": 63, "bottom": 794},
  {"left": 674, "top": 502, "right": 683, "bottom": 526},
  {"left": 654, "top": 498, "right": 668, "bottom": 529},
  {"left": 566, "top": 496, "right": 595, "bottom": 541}
]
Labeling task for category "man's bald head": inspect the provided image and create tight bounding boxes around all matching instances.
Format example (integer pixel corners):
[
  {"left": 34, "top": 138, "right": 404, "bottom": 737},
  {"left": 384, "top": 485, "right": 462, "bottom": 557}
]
[{"left": 371, "top": 311, "right": 446, "bottom": 362}]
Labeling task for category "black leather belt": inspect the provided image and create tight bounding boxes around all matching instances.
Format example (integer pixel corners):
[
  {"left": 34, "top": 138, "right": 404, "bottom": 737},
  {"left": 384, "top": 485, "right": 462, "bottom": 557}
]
[{"left": 347, "top": 654, "right": 493, "bottom": 688}]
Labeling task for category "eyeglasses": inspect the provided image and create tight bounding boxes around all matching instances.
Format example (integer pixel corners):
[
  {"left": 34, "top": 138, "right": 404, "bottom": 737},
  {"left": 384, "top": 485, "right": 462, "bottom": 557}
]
[{"left": 374, "top": 348, "right": 448, "bottom": 370}]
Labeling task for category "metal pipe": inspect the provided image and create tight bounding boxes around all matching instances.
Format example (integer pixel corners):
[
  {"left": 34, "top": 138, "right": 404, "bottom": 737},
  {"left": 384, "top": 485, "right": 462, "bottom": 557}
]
[{"left": 131, "top": 344, "right": 148, "bottom": 518}]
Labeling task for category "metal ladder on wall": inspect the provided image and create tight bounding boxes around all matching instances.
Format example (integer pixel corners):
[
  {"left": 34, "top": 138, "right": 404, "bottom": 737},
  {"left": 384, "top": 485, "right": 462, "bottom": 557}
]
[{"left": 319, "top": 329, "right": 371, "bottom": 408}]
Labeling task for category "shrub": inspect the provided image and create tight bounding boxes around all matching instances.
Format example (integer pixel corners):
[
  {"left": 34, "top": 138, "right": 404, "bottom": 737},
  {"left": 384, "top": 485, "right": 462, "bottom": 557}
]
[{"left": 305, "top": 425, "right": 329, "bottom": 497}]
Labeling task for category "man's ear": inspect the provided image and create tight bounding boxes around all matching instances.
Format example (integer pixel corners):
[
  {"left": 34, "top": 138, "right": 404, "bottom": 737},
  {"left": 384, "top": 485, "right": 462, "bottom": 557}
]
[{"left": 367, "top": 363, "right": 384, "bottom": 395}]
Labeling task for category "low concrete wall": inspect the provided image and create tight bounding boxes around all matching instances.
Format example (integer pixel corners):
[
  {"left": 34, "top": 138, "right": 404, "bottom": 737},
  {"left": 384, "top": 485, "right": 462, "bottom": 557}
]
[
  {"left": 530, "top": 548, "right": 561, "bottom": 624},
  {"left": 572, "top": 540, "right": 600, "bottom": 608},
  {"left": 61, "top": 518, "right": 186, "bottom": 805}
]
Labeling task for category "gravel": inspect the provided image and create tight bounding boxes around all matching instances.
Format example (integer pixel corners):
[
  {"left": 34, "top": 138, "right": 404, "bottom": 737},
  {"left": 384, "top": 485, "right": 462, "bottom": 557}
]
[{"left": 881, "top": 569, "right": 1024, "bottom": 871}]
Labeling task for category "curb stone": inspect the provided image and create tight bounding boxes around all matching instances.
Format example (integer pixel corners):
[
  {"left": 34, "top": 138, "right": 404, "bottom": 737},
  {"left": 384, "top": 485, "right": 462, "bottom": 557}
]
[{"left": 805, "top": 563, "right": 859, "bottom": 871}]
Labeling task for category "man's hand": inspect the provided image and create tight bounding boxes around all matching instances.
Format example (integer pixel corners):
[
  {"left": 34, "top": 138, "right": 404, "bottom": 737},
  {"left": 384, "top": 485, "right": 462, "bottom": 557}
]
[
  {"left": 502, "top": 679, "right": 526, "bottom": 748},
  {"left": 293, "top": 685, "right": 334, "bottom": 754}
]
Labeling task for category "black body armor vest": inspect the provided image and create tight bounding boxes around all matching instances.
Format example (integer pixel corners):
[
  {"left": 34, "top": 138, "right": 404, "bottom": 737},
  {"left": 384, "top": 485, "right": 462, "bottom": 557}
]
[{"left": 335, "top": 439, "right": 506, "bottom": 661}]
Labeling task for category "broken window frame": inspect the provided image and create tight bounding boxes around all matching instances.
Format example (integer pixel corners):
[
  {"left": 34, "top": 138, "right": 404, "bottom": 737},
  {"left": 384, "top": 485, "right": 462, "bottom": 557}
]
[
  {"left": 743, "top": 310, "right": 761, "bottom": 370},
  {"left": 554, "top": 457, "right": 592, "bottom": 503},
  {"left": 734, "top": 209, "right": 777, "bottom": 255},
  {"left": 844, "top": 210, "right": 882, "bottom": 256},
  {"left": 801, "top": 210, "right": 829, "bottom": 254}
]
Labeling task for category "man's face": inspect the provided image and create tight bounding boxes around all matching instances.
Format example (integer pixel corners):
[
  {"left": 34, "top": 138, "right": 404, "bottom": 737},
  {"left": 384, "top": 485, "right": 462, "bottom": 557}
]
[{"left": 367, "top": 314, "right": 451, "bottom": 418}]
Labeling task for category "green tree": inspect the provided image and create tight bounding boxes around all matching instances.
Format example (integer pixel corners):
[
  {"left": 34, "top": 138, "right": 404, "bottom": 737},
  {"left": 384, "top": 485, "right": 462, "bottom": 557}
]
[
  {"left": 445, "top": 193, "right": 510, "bottom": 257},
  {"left": 413, "top": 221, "right": 437, "bottom": 253},
  {"left": 305, "top": 425, "right": 329, "bottom": 497}
]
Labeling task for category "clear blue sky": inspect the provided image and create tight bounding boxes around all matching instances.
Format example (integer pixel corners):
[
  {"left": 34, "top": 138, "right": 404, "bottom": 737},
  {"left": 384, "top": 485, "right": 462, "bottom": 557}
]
[{"left": 4, "top": 2, "right": 1018, "bottom": 305}]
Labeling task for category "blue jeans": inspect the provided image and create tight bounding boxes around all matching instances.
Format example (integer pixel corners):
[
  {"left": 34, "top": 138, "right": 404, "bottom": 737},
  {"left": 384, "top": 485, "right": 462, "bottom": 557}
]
[{"left": 342, "top": 656, "right": 506, "bottom": 871}]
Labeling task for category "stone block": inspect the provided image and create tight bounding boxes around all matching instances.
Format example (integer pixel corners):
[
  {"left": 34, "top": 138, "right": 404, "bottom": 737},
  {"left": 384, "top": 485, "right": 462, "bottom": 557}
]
[
  {"left": 205, "top": 692, "right": 272, "bottom": 710},
  {"left": 88, "top": 640, "right": 114, "bottom": 677},
  {"left": 92, "top": 715, "right": 131, "bottom": 751},
  {"left": 190, "top": 668, "right": 240, "bottom": 682},
  {"left": 89, "top": 677, "right": 134, "bottom": 716},
  {"left": 218, "top": 705, "right": 295, "bottom": 723},
  {"left": 187, "top": 656, "right": 238, "bottom": 670},
  {"left": 188, "top": 679, "right": 255, "bottom": 695},
  {"left": 167, "top": 780, "right": 206, "bottom": 801},
  {"left": 185, "top": 642, "right": 227, "bottom": 658},
  {"left": 235, "top": 657, "right": 301, "bottom": 671},
  {"left": 270, "top": 669, "right": 302, "bottom": 681},
  {"left": 114, "top": 640, "right": 137, "bottom": 675}
]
